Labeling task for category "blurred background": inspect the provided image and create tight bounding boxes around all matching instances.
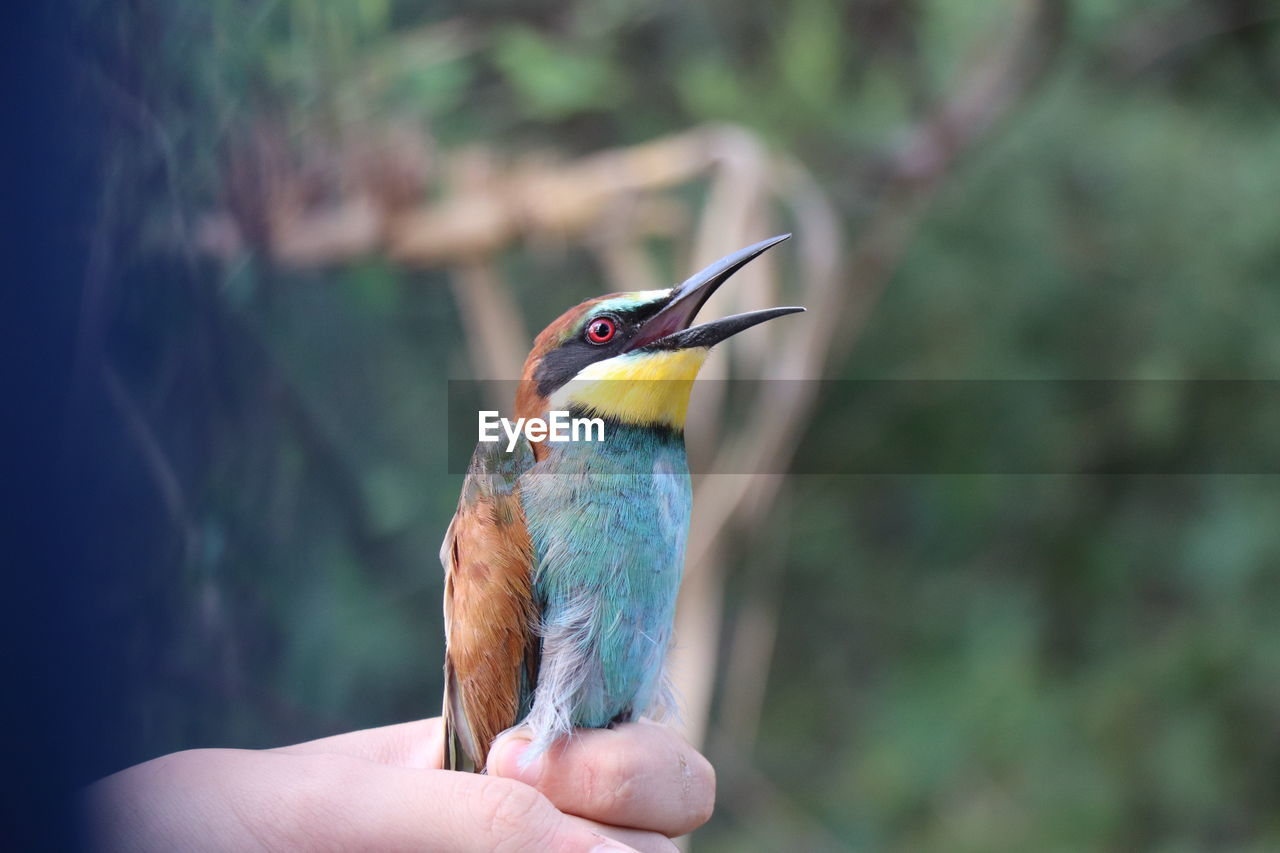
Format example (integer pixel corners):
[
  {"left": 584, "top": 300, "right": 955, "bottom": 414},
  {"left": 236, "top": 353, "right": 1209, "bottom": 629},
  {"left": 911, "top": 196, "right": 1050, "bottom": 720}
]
[{"left": 40, "top": 0, "right": 1280, "bottom": 849}]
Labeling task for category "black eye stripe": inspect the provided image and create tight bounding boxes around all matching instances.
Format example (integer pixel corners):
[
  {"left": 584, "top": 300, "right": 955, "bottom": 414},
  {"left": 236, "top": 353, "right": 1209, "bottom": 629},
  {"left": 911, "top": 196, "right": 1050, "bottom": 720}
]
[{"left": 533, "top": 300, "right": 668, "bottom": 397}]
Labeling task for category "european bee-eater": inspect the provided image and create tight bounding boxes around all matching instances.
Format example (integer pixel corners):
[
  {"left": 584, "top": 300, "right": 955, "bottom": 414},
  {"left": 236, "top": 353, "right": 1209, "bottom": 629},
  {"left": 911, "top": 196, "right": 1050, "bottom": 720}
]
[{"left": 441, "top": 234, "right": 802, "bottom": 771}]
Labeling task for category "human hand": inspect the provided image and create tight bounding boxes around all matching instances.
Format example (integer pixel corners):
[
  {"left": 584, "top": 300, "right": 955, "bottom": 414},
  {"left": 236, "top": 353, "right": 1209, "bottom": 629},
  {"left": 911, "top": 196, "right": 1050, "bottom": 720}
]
[{"left": 84, "top": 717, "right": 714, "bottom": 852}]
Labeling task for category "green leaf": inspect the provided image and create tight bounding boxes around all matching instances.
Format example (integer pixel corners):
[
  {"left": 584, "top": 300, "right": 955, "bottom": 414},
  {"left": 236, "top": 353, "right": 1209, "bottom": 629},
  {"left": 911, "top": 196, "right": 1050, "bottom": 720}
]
[{"left": 491, "top": 24, "right": 620, "bottom": 119}]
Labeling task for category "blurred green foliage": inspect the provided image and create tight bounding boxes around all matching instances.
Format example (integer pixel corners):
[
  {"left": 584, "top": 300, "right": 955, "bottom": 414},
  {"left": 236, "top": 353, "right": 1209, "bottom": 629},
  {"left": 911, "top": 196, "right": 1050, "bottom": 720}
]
[{"left": 84, "top": 0, "right": 1280, "bottom": 849}]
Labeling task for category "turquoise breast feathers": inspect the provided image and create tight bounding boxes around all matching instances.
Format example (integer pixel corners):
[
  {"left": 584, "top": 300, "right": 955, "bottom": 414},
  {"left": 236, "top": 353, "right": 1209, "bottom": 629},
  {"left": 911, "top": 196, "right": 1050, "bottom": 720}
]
[{"left": 519, "top": 422, "right": 691, "bottom": 756}]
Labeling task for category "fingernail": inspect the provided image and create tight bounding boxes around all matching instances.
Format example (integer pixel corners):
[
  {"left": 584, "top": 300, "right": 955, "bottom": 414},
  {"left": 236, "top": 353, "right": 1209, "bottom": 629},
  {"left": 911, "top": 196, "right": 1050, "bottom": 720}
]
[
  {"left": 489, "top": 732, "right": 539, "bottom": 782},
  {"left": 590, "top": 844, "right": 636, "bottom": 853}
]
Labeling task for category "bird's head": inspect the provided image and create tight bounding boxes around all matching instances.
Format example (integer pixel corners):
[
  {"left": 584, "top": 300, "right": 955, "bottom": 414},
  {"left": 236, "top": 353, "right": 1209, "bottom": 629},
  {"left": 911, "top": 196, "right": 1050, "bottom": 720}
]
[{"left": 515, "top": 235, "right": 803, "bottom": 434}]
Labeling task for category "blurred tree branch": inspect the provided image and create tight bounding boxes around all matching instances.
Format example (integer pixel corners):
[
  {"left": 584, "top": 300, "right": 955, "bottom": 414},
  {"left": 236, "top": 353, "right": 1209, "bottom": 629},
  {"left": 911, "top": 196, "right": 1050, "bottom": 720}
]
[
  {"left": 687, "top": 0, "right": 1069, "bottom": 759},
  {"left": 1098, "top": 0, "right": 1280, "bottom": 89}
]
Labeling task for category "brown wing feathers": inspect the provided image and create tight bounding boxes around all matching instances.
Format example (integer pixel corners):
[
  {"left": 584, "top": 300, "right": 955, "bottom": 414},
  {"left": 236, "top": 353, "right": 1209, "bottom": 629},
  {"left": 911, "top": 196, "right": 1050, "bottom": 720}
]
[{"left": 441, "top": 445, "right": 537, "bottom": 772}]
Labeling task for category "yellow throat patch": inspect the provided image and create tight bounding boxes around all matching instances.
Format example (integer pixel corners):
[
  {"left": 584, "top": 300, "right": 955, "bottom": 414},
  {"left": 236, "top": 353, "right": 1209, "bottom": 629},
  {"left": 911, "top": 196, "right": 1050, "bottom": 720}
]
[{"left": 549, "top": 347, "right": 710, "bottom": 429}]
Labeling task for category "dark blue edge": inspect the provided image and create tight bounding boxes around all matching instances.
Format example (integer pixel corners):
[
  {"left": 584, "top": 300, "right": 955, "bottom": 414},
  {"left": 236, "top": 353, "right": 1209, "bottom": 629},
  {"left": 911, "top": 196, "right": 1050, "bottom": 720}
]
[{"left": 2, "top": 3, "right": 121, "bottom": 850}]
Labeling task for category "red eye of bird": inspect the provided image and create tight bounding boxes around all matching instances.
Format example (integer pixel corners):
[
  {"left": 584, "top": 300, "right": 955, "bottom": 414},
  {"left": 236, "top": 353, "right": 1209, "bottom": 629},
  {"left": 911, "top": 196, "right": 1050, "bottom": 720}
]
[{"left": 585, "top": 316, "right": 617, "bottom": 344}]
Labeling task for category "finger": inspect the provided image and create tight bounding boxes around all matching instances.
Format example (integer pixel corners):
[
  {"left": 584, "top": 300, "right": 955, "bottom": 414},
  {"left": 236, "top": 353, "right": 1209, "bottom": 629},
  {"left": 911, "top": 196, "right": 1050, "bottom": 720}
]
[
  {"left": 567, "top": 817, "right": 678, "bottom": 853},
  {"left": 281, "top": 754, "right": 641, "bottom": 852},
  {"left": 273, "top": 717, "right": 444, "bottom": 769},
  {"left": 488, "top": 720, "right": 716, "bottom": 837},
  {"left": 90, "top": 748, "right": 639, "bottom": 853}
]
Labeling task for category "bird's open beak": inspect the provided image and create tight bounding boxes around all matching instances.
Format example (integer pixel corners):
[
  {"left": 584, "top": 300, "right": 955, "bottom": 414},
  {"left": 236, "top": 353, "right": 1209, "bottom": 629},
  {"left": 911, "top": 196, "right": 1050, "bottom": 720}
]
[{"left": 626, "top": 234, "right": 805, "bottom": 352}]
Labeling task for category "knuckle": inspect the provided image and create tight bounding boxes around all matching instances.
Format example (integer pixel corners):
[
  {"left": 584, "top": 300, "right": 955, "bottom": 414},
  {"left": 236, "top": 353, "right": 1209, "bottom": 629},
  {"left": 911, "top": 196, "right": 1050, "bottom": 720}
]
[{"left": 590, "top": 747, "right": 638, "bottom": 813}]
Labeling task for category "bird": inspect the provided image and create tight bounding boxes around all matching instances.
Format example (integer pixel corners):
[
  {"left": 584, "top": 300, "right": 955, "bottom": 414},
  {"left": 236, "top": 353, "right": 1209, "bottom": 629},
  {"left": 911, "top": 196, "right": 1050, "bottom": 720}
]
[{"left": 440, "top": 234, "right": 803, "bottom": 772}]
